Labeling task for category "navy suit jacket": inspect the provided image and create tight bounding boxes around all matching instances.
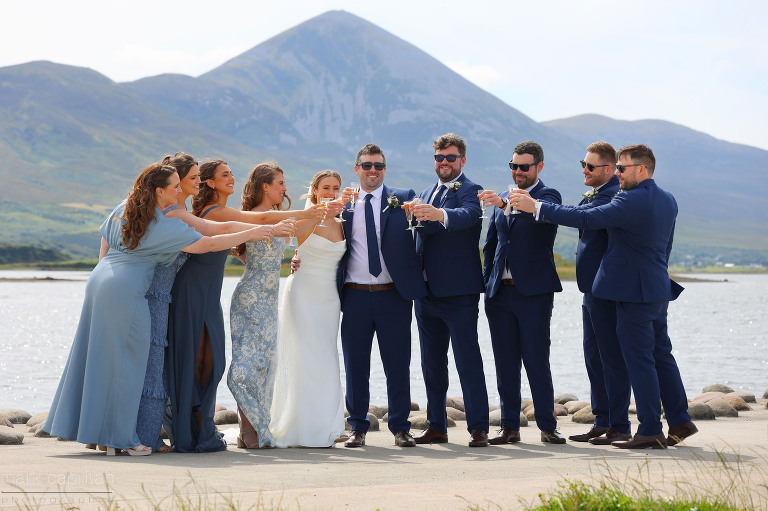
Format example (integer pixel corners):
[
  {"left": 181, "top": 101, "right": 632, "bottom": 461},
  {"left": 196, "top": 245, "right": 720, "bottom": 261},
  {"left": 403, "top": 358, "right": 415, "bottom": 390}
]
[
  {"left": 415, "top": 173, "right": 484, "bottom": 297},
  {"left": 336, "top": 185, "right": 427, "bottom": 301},
  {"left": 482, "top": 180, "right": 563, "bottom": 299},
  {"left": 575, "top": 176, "right": 620, "bottom": 293},
  {"left": 538, "top": 179, "right": 683, "bottom": 303}
]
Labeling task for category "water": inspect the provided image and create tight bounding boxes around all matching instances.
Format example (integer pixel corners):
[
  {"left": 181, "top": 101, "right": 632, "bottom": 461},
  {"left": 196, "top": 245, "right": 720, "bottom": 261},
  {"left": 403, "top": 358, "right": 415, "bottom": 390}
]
[{"left": 1, "top": 271, "right": 766, "bottom": 413}]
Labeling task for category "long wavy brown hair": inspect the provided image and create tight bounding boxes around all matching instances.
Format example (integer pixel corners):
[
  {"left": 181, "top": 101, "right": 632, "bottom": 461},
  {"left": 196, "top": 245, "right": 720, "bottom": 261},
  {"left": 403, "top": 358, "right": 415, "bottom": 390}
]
[
  {"left": 121, "top": 163, "right": 177, "bottom": 250},
  {"left": 191, "top": 159, "right": 227, "bottom": 216},
  {"left": 233, "top": 162, "right": 291, "bottom": 256},
  {"left": 300, "top": 170, "right": 342, "bottom": 205},
  {"left": 161, "top": 152, "right": 198, "bottom": 179}
]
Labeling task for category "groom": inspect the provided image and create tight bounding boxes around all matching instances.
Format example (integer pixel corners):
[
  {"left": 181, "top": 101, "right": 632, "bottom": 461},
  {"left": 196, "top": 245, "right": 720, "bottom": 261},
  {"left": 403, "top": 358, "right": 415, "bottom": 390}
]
[{"left": 337, "top": 143, "right": 427, "bottom": 448}]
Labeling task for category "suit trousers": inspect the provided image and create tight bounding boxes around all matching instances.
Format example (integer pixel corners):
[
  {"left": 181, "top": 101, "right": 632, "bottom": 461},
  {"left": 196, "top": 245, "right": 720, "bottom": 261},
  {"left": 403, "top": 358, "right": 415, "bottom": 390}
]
[
  {"left": 340, "top": 287, "right": 413, "bottom": 435},
  {"left": 615, "top": 300, "right": 691, "bottom": 436},
  {"left": 415, "top": 289, "right": 489, "bottom": 433},
  {"left": 485, "top": 285, "right": 557, "bottom": 431},
  {"left": 582, "top": 293, "right": 631, "bottom": 433}
]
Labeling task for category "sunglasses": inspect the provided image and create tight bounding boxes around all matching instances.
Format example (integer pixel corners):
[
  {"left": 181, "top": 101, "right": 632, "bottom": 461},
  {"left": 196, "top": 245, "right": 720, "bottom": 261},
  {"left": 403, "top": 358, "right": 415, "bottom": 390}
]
[
  {"left": 508, "top": 162, "right": 537, "bottom": 172},
  {"left": 580, "top": 160, "right": 611, "bottom": 172},
  {"left": 434, "top": 154, "right": 462, "bottom": 163},
  {"left": 615, "top": 164, "right": 643, "bottom": 174},
  {"left": 358, "top": 162, "right": 386, "bottom": 171}
]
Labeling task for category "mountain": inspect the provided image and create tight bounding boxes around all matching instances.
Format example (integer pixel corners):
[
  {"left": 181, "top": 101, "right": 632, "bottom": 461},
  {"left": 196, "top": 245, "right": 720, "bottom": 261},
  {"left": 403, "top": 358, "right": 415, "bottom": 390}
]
[{"left": 0, "top": 10, "right": 765, "bottom": 263}]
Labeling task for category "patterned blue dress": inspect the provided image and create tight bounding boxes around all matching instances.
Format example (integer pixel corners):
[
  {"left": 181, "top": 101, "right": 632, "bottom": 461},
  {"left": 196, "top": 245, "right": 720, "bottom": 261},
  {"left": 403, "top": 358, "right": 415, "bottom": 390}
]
[
  {"left": 43, "top": 201, "right": 201, "bottom": 449},
  {"left": 228, "top": 237, "right": 287, "bottom": 448},
  {"left": 136, "top": 204, "right": 189, "bottom": 451}
]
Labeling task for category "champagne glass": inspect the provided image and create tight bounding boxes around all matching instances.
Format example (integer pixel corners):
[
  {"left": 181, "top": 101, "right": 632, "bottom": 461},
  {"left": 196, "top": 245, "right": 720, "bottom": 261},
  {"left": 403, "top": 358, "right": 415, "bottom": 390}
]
[
  {"left": 404, "top": 201, "right": 415, "bottom": 231},
  {"left": 508, "top": 184, "right": 520, "bottom": 215},
  {"left": 318, "top": 197, "right": 331, "bottom": 227},
  {"left": 333, "top": 192, "right": 346, "bottom": 223},
  {"left": 286, "top": 217, "right": 298, "bottom": 248},
  {"left": 477, "top": 189, "right": 489, "bottom": 219},
  {"left": 412, "top": 197, "right": 425, "bottom": 228},
  {"left": 348, "top": 181, "right": 360, "bottom": 212}
]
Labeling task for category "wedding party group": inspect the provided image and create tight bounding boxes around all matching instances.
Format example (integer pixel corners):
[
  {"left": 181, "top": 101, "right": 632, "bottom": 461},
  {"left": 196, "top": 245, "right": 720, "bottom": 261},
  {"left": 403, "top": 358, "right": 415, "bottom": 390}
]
[{"left": 42, "top": 132, "right": 698, "bottom": 456}]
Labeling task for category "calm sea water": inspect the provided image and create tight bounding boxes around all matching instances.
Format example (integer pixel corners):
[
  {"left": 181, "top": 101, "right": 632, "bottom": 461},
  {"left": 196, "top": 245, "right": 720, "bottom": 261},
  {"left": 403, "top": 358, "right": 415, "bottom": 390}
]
[{"left": 1, "top": 270, "right": 766, "bottom": 413}]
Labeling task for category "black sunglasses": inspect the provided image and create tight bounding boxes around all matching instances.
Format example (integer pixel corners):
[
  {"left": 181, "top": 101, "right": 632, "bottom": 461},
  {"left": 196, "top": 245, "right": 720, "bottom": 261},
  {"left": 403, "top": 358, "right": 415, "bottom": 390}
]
[
  {"left": 580, "top": 160, "right": 611, "bottom": 172},
  {"left": 434, "top": 154, "right": 462, "bottom": 162},
  {"left": 508, "top": 161, "right": 537, "bottom": 172},
  {"left": 358, "top": 162, "right": 386, "bottom": 171},
  {"left": 615, "top": 163, "right": 643, "bottom": 174}
]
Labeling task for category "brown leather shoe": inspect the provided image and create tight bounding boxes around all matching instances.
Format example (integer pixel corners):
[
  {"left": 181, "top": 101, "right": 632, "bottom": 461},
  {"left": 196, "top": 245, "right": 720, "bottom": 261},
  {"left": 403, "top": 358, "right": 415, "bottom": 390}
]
[
  {"left": 344, "top": 430, "right": 366, "bottom": 448},
  {"left": 667, "top": 421, "right": 698, "bottom": 446},
  {"left": 414, "top": 426, "right": 448, "bottom": 444},
  {"left": 612, "top": 433, "right": 667, "bottom": 449},
  {"left": 540, "top": 429, "right": 566, "bottom": 444},
  {"left": 394, "top": 430, "right": 415, "bottom": 447},
  {"left": 569, "top": 425, "right": 610, "bottom": 442},
  {"left": 468, "top": 429, "right": 489, "bottom": 447},
  {"left": 588, "top": 428, "right": 631, "bottom": 445},
  {"left": 489, "top": 426, "right": 521, "bottom": 445}
]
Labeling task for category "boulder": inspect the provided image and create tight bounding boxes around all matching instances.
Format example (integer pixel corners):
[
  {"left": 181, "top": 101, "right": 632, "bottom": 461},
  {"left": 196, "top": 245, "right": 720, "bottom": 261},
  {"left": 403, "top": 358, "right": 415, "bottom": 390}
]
[
  {"left": 215, "top": 404, "right": 227, "bottom": 412},
  {"left": 0, "top": 414, "right": 13, "bottom": 428},
  {"left": 554, "top": 393, "right": 578, "bottom": 405},
  {"left": 446, "top": 407, "right": 465, "bottom": 421},
  {"left": 702, "top": 384, "right": 734, "bottom": 394},
  {"left": 0, "top": 409, "right": 32, "bottom": 424},
  {"left": 447, "top": 416, "right": 456, "bottom": 428},
  {"left": 0, "top": 428, "right": 24, "bottom": 445},
  {"left": 763, "top": 388, "right": 768, "bottom": 400},
  {"left": 732, "top": 391, "right": 756, "bottom": 403},
  {"left": 721, "top": 394, "right": 751, "bottom": 411},
  {"left": 34, "top": 428, "right": 52, "bottom": 438},
  {"left": 564, "top": 401, "right": 590, "bottom": 414},
  {"left": 572, "top": 406, "right": 596, "bottom": 424},
  {"left": 706, "top": 399, "right": 738, "bottom": 417},
  {"left": 367, "top": 413, "right": 380, "bottom": 432},
  {"left": 488, "top": 403, "right": 500, "bottom": 412},
  {"left": 628, "top": 403, "right": 637, "bottom": 415},
  {"left": 368, "top": 405, "right": 385, "bottom": 419},
  {"left": 213, "top": 409, "right": 238, "bottom": 425},
  {"left": 553, "top": 403, "right": 569, "bottom": 417},
  {"left": 687, "top": 402, "right": 716, "bottom": 420},
  {"left": 446, "top": 396, "right": 464, "bottom": 412},
  {"left": 520, "top": 399, "right": 533, "bottom": 411},
  {"left": 489, "top": 409, "right": 528, "bottom": 428},
  {"left": 409, "top": 415, "right": 429, "bottom": 430},
  {"left": 410, "top": 402, "right": 420, "bottom": 411},
  {"left": 28, "top": 424, "right": 40, "bottom": 434},
  {"left": 692, "top": 391, "right": 725, "bottom": 402},
  {"left": 26, "top": 412, "right": 48, "bottom": 427},
  {"left": 379, "top": 405, "right": 389, "bottom": 416},
  {"left": 524, "top": 407, "right": 536, "bottom": 421}
]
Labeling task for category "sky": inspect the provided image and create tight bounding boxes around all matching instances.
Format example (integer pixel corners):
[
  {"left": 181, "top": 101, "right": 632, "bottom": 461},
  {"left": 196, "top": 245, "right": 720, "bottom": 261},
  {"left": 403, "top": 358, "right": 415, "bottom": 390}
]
[{"left": 2, "top": 0, "right": 766, "bottom": 150}]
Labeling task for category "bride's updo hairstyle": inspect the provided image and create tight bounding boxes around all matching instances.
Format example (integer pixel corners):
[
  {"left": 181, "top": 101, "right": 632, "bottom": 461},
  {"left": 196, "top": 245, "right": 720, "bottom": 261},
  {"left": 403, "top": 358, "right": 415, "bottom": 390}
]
[
  {"left": 192, "top": 159, "right": 227, "bottom": 216},
  {"left": 161, "top": 152, "right": 198, "bottom": 179},
  {"left": 241, "top": 162, "right": 292, "bottom": 212},
  {"left": 301, "top": 170, "right": 342, "bottom": 204},
  {"left": 121, "top": 163, "right": 177, "bottom": 250}
]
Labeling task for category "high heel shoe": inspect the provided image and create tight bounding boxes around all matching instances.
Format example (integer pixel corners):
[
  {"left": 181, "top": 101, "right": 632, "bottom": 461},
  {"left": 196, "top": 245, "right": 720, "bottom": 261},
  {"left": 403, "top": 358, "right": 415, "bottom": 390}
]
[
  {"left": 237, "top": 407, "right": 260, "bottom": 448},
  {"left": 105, "top": 444, "right": 152, "bottom": 456}
]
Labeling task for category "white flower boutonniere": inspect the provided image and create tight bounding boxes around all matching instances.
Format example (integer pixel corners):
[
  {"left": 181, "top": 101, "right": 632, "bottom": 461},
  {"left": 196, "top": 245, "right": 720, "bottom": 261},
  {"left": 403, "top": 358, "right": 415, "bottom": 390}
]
[
  {"left": 447, "top": 181, "right": 462, "bottom": 192},
  {"left": 382, "top": 194, "right": 401, "bottom": 212},
  {"left": 582, "top": 188, "right": 598, "bottom": 202}
]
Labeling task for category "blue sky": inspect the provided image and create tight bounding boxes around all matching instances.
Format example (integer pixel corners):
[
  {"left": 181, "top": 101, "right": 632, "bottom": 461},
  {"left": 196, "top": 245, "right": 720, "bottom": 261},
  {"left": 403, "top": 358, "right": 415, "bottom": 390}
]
[{"left": 2, "top": 0, "right": 766, "bottom": 150}]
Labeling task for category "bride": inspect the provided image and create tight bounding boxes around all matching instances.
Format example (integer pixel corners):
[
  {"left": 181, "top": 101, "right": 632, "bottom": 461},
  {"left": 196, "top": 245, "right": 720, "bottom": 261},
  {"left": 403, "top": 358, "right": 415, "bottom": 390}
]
[{"left": 270, "top": 170, "right": 351, "bottom": 447}]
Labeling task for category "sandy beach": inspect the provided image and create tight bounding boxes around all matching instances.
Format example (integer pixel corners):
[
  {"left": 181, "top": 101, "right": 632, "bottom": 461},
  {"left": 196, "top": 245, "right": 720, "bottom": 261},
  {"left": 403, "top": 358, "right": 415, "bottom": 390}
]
[{"left": 2, "top": 401, "right": 768, "bottom": 510}]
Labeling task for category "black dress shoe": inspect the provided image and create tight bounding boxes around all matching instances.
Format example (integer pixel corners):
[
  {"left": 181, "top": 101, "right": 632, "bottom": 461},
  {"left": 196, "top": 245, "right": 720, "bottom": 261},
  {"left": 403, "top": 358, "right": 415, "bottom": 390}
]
[
  {"left": 612, "top": 433, "right": 667, "bottom": 449},
  {"left": 394, "top": 430, "right": 415, "bottom": 447},
  {"left": 414, "top": 426, "right": 448, "bottom": 444},
  {"left": 344, "top": 430, "right": 366, "bottom": 448},
  {"left": 489, "top": 426, "right": 521, "bottom": 445},
  {"left": 540, "top": 429, "right": 566, "bottom": 444},
  {"left": 468, "top": 429, "right": 489, "bottom": 447},
  {"left": 588, "top": 428, "right": 631, "bottom": 445},
  {"left": 569, "top": 425, "right": 610, "bottom": 442},
  {"left": 667, "top": 421, "right": 698, "bottom": 446}
]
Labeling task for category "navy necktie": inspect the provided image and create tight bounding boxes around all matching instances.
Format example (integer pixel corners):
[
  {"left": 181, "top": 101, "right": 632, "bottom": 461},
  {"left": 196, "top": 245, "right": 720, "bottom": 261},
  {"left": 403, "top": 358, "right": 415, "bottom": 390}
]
[
  {"left": 431, "top": 184, "right": 447, "bottom": 207},
  {"left": 365, "top": 194, "right": 382, "bottom": 277}
]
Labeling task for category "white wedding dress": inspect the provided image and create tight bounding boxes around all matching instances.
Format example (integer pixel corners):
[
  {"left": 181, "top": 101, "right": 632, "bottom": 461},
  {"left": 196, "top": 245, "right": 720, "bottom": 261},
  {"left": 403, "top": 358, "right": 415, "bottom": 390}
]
[{"left": 270, "top": 232, "right": 347, "bottom": 447}]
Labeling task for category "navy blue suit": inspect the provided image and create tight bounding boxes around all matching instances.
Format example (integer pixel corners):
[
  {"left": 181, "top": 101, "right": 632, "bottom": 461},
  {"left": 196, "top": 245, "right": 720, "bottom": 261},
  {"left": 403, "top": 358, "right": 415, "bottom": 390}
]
[
  {"left": 482, "top": 180, "right": 562, "bottom": 431},
  {"left": 337, "top": 186, "right": 427, "bottom": 435},
  {"left": 414, "top": 174, "right": 489, "bottom": 433},
  {"left": 573, "top": 176, "right": 631, "bottom": 434},
  {"left": 538, "top": 178, "right": 690, "bottom": 436}
]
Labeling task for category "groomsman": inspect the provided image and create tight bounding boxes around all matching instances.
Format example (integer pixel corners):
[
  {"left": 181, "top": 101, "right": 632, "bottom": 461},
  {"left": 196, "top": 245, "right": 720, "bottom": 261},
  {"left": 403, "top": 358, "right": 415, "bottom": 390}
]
[
  {"left": 512, "top": 144, "right": 698, "bottom": 448},
  {"left": 480, "top": 141, "right": 565, "bottom": 444},
  {"left": 412, "top": 133, "right": 490, "bottom": 447},
  {"left": 337, "top": 143, "right": 427, "bottom": 448},
  {"left": 565, "top": 142, "right": 633, "bottom": 445}
]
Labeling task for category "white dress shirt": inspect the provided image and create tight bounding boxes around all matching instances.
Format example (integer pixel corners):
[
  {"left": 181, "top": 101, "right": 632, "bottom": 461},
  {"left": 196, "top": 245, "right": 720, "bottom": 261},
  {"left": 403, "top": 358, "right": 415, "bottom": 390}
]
[
  {"left": 428, "top": 172, "right": 464, "bottom": 228},
  {"left": 345, "top": 185, "right": 394, "bottom": 284}
]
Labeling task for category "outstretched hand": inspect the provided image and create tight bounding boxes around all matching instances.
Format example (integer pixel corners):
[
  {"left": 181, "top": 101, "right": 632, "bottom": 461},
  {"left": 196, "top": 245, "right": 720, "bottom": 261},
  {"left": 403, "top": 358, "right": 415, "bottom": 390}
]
[
  {"left": 248, "top": 225, "right": 274, "bottom": 242},
  {"left": 273, "top": 218, "right": 297, "bottom": 238},
  {"left": 412, "top": 202, "right": 442, "bottom": 222},
  {"left": 510, "top": 190, "right": 536, "bottom": 213},
  {"left": 478, "top": 190, "right": 505, "bottom": 208}
]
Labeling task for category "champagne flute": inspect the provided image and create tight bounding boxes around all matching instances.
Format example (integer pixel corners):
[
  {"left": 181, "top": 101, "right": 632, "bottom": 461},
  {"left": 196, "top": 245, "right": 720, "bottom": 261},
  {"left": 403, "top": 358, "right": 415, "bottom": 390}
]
[
  {"left": 348, "top": 181, "right": 360, "bottom": 212},
  {"left": 508, "top": 184, "right": 520, "bottom": 215},
  {"left": 412, "top": 197, "right": 425, "bottom": 228},
  {"left": 286, "top": 217, "right": 298, "bottom": 248},
  {"left": 333, "top": 192, "right": 346, "bottom": 223},
  {"left": 404, "top": 201, "right": 415, "bottom": 231},
  {"left": 318, "top": 197, "right": 331, "bottom": 227},
  {"left": 477, "top": 189, "right": 489, "bottom": 219}
]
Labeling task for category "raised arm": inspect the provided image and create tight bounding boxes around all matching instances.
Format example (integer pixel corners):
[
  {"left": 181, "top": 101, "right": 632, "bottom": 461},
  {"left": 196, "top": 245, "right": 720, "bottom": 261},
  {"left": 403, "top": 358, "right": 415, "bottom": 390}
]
[
  {"left": 167, "top": 209, "right": 261, "bottom": 236},
  {"left": 203, "top": 205, "right": 326, "bottom": 224},
  {"left": 182, "top": 225, "right": 274, "bottom": 254}
]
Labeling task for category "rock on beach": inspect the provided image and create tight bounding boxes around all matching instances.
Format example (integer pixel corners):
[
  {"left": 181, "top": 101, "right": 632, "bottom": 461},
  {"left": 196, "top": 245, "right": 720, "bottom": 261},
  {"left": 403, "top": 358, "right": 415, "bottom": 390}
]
[
  {"left": 0, "top": 409, "right": 32, "bottom": 424},
  {"left": 26, "top": 412, "right": 48, "bottom": 427},
  {"left": 0, "top": 414, "right": 13, "bottom": 428},
  {"left": 564, "top": 401, "right": 590, "bottom": 414},
  {"left": 706, "top": 399, "right": 738, "bottom": 417},
  {"left": 214, "top": 409, "right": 238, "bottom": 425},
  {"left": 572, "top": 406, "right": 596, "bottom": 424},
  {"left": 554, "top": 393, "right": 578, "bottom": 404},
  {"left": 489, "top": 409, "right": 527, "bottom": 428},
  {"left": 687, "top": 401, "right": 716, "bottom": 420},
  {"left": 721, "top": 394, "right": 751, "bottom": 411},
  {"left": 0, "top": 427, "right": 24, "bottom": 445}
]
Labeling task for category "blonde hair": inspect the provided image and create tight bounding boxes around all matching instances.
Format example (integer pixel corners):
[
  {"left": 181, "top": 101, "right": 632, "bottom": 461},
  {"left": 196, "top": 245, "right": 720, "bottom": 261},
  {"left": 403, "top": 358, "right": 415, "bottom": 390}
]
[{"left": 300, "top": 170, "right": 342, "bottom": 204}]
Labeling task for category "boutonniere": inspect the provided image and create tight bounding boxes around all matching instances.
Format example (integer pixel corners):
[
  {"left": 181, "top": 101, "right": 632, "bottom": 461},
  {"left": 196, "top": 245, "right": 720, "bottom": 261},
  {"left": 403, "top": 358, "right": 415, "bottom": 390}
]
[
  {"left": 447, "top": 181, "right": 462, "bottom": 192},
  {"left": 382, "top": 194, "right": 401, "bottom": 212},
  {"left": 582, "top": 188, "right": 598, "bottom": 202}
]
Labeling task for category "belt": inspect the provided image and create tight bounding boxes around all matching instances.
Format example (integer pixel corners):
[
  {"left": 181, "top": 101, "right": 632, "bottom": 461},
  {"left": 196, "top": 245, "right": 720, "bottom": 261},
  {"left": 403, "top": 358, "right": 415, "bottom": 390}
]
[
  {"left": 344, "top": 282, "right": 396, "bottom": 292},
  {"left": 501, "top": 278, "right": 515, "bottom": 286}
]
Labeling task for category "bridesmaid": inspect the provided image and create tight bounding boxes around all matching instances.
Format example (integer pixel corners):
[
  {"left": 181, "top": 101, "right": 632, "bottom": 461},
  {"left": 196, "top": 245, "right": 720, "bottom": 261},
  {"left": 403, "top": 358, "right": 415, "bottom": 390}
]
[
  {"left": 43, "top": 163, "right": 274, "bottom": 456},
  {"left": 166, "top": 159, "right": 316, "bottom": 453}
]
